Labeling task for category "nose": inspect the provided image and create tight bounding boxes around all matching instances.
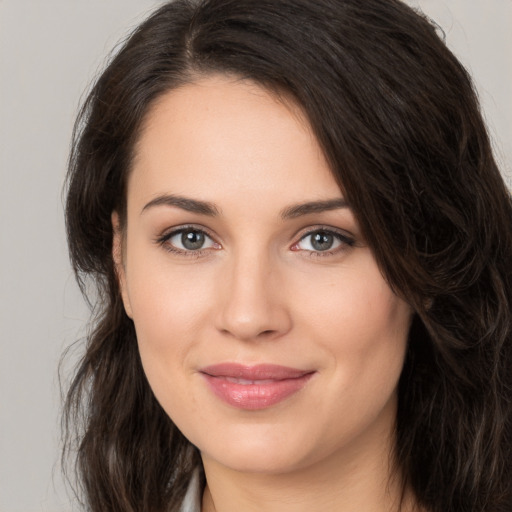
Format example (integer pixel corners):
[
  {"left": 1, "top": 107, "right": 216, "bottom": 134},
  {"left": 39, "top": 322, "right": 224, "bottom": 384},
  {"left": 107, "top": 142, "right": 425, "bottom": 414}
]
[{"left": 215, "top": 251, "right": 292, "bottom": 342}]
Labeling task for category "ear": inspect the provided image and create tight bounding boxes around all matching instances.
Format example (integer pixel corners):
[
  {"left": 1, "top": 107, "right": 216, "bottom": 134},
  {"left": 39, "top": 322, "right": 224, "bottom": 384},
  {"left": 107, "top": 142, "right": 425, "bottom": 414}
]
[{"left": 112, "top": 211, "right": 133, "bottom": 319}]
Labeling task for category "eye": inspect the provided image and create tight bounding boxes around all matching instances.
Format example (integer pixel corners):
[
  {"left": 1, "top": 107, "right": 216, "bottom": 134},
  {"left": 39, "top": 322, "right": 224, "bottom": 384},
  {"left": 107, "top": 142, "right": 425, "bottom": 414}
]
[
  {"left": 291, "top": 228, "right": 354, "bottom": 255},
  {"left": 157, "top": 227, "right": 220, "bottom": 254}
]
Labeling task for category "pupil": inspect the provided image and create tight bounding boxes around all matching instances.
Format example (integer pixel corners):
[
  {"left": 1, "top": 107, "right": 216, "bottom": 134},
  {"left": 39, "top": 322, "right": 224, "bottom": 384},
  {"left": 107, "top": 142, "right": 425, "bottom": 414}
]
[
  {"left": 182, "top": 231, "right": 205, "bottom": 250},
  {"left": 312, "top": 232, "right": 333, "bottom": 251}
]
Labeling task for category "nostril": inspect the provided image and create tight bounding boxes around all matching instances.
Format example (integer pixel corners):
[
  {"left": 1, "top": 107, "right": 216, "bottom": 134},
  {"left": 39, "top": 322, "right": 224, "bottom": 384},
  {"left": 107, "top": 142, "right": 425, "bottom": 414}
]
[{"left": 218, "top": 327, "right": 280, "bottom": 341}]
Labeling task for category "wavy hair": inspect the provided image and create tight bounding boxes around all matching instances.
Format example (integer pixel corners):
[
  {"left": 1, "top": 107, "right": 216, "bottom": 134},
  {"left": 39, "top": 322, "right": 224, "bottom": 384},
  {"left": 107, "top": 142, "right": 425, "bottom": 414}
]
[{"left": 63, "top": 1, "right": 512, "bottom": 511}]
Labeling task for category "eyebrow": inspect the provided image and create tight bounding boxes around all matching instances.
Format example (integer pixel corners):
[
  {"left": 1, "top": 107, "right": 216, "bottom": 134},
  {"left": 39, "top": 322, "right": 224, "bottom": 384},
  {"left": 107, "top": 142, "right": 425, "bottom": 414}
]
[
  {"left": 280, "top": 198, "right": 350, "bottom": 219},
  {"left": 141, "top": 194, "right": 349, "bottom": 218},
  {"left": 141, "top": 194, "right": 220, "bottom": 216}
]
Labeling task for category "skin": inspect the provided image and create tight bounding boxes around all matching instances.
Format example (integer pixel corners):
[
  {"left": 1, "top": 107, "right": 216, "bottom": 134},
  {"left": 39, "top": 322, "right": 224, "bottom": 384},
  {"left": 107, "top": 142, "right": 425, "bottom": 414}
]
[{"left": 114, "top": 75, "right": 414, "bottom": 512}]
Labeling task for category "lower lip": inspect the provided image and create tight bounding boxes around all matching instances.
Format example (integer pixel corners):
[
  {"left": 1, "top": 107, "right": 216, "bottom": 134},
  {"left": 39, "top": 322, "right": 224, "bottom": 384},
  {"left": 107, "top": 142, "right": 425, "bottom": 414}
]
[{"left": 201, "top": 373, "right": 314, "bottom": 410}]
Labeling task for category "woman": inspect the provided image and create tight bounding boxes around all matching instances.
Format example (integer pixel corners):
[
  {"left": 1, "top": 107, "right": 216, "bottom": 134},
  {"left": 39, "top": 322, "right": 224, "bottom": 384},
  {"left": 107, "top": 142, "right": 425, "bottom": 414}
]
[{"left": 63, "top": 1, "right": 512, "bottom": 511}]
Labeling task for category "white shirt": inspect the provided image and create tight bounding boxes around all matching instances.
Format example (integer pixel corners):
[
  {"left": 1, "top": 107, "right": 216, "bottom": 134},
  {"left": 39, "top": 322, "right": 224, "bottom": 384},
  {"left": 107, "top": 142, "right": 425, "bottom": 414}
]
[{"left": 179, "top": 470, "right": 202, "bottom": 512}]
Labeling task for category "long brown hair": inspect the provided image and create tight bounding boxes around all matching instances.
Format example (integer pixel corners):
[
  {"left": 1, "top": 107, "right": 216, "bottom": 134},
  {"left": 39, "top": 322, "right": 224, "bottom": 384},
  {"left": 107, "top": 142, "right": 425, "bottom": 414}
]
[{"left": 64, "top": 1, "right": 512, "bottom": 510}]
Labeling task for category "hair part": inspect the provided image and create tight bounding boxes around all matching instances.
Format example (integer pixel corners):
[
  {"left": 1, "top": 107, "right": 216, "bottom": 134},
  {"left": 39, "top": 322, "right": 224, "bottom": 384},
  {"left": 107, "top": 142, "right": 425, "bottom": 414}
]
[{"left": 64, "top": 1, "right": 512, "bottom": 511}]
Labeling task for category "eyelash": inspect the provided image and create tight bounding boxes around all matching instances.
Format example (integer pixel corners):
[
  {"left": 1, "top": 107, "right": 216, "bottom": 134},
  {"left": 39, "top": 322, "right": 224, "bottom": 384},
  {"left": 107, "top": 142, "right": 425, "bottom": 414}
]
[
  {"left": 155, "top": 225, "right": 220, "bottom": 258},
  {"left": 292, "top": 227, "right": 355, "bottom": 258},
  {"left": 155, "top": 225, "right": 355, "bottom": 258}
]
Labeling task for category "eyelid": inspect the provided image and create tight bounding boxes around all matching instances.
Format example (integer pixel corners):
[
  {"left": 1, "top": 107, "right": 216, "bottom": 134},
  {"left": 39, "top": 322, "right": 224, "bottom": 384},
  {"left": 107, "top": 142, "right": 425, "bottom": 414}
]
[
  {"left": 294, "top": 225, "right": 355, "bottom": 242},
  {"left": 155, "top": 224, "right": 222, "bottom": 255},
  {"left": 290, "top": 226, "right": 355, "bottom": 255},
  {"left": 154, "top": 224, "right": 355, "bottom": 258}
]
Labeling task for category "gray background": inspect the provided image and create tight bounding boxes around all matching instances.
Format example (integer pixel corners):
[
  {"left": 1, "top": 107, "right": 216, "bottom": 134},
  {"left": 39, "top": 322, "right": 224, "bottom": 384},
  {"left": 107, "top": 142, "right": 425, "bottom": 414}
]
[{"left": 0, "top": 1, "right": 510, "bottom": 511}]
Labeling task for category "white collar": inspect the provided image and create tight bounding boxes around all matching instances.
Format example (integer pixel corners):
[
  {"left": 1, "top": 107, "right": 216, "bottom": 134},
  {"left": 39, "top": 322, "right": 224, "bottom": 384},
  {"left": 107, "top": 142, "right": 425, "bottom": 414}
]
[{"left": 179, "top": 469, "right": 202, "bottom": 512}]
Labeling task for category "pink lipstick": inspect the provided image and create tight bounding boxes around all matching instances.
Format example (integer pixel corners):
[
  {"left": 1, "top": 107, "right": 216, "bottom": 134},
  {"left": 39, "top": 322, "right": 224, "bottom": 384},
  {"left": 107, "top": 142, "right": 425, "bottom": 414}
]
[{"left": 199, "top": 363, "right": 314, "bottom": 410}]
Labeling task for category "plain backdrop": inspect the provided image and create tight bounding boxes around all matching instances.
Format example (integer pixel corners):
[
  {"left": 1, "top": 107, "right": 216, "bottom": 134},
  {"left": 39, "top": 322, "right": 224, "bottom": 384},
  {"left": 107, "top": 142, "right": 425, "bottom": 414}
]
[{"left": 0, "top": 1, "right": 510, "bottom": 511}]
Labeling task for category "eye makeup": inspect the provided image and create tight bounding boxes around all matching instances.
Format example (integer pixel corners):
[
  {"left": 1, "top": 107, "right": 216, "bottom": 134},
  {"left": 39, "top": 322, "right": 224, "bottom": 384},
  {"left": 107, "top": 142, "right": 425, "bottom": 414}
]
[{"left": 154, "top": 223, "right": 356, "bottom": 260}]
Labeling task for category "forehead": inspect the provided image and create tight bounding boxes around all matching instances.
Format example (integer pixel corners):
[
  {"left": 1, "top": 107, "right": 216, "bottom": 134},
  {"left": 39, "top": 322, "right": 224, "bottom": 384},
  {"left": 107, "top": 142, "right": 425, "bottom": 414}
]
[{"left": 129, "top": 74, "right": 340, "bottom": 208}]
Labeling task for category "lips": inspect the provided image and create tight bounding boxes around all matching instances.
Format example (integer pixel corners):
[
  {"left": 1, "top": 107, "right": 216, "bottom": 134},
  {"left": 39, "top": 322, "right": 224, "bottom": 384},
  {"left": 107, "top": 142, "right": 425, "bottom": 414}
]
[{"left": 199, "top": 363, "right": 315, "bottom": 410}]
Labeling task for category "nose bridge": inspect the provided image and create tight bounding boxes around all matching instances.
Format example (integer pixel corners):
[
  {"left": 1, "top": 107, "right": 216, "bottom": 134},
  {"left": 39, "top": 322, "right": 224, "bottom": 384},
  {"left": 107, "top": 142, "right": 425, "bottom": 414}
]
[{"left": 216, "top": 244, "right": 290, "bottom": 341}]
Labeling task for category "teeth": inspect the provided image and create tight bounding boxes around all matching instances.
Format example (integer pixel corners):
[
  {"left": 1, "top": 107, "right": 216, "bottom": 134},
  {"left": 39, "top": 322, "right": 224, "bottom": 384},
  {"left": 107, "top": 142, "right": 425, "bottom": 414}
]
[{"left": 225, "top": 377, "right": 275, "bottom": 385}]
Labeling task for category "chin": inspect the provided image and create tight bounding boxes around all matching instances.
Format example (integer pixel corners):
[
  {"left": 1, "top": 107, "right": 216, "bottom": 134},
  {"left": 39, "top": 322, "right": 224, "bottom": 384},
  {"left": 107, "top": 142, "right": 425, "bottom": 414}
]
[
  {"left": 205, "top": 446, "right": 309, "bottom": 475},
  {"left": 192, "top": 422, "right": 315, "bottom": 474}
]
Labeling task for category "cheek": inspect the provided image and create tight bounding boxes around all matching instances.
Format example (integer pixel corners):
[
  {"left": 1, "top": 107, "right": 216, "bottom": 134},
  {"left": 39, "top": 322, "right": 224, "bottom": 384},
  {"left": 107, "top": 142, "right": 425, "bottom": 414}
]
[
  {"left": 126, "top": 237, "right": 215, "bottom": 334},
  {"left": 295, "top": 268, "right": 410, "bottom": 450},
  {"left": 124, "top": 252, "right": 224, "bottom": 414},
  {"left": 295, "top": 259, "right": 410, "bottom": 345},
  {"left": 126, "top": 268, "right": 205, "bottom": 416},
  {"left": 293, "top": 256, "right": 411, "bottom": 393}
]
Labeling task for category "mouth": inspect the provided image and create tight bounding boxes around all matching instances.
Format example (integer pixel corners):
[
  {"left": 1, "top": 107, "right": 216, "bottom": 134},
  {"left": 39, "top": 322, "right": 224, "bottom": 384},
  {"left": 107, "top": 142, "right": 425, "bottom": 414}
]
[{"left": 199, "top": 363, "right": 315, "bottom": 410}]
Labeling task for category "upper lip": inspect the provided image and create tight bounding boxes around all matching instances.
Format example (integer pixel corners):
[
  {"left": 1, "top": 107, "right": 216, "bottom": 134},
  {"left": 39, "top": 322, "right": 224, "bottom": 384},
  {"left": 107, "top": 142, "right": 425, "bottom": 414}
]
[{"left": 200, "top": 363, "right": 313, "bottom": 380}]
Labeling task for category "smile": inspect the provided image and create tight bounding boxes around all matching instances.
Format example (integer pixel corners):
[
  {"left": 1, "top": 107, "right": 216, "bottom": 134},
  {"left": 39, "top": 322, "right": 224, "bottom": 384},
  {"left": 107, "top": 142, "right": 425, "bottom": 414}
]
[{"left": 199, "top": 363, "right": 315, "bottom": 410}]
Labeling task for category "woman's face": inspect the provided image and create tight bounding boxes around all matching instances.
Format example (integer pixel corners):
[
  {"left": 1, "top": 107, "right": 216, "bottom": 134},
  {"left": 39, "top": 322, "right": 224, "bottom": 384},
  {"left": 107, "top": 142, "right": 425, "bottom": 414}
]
[{"left": 115, "top": 75, "right": 412, "bottom": 475}]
